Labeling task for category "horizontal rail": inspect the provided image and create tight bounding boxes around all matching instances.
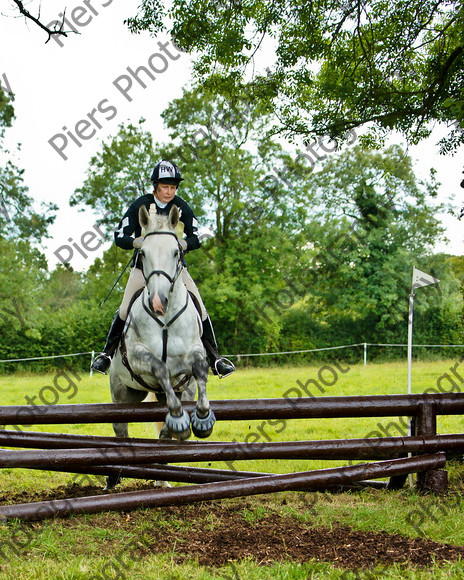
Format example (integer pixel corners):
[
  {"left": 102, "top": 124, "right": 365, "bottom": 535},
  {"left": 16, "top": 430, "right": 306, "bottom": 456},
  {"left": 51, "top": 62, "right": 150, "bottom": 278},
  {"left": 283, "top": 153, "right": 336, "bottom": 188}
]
[
  {"left": 0, "top": 430, "right": 176, "bottom": 449},
  {"left": 30, "top": 464, "right": 387, "bottom": 490},
  {"left": 1, "top": 393, "right": 464, "bottom": 425},
  {"left": 1, "top": 434, "right": 463, "bottom": 466},
  {"left": 57, "top": 463, "right": 271, "bottom": 484},
  {"left": 0, "top": 454, "right": 446, "bottom": 522}
]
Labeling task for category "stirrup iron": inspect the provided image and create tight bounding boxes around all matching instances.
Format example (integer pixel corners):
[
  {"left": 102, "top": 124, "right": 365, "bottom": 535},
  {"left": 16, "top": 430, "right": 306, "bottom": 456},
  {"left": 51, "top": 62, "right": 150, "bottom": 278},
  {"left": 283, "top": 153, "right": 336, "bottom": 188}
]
[{"left": 214, "top": 357, "right": 235, "bottom": 379}]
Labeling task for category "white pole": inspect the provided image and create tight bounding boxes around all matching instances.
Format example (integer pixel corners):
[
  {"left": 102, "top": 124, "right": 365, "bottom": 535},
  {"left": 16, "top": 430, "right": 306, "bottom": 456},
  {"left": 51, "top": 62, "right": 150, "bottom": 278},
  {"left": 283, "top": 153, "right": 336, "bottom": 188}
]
[
  {"left": 407, "top": 291, "right": 414, "bottom": 397},
  {"left": 363, "top": 342, "right": 367, "bottom": 366},
  {"left": 407, "top": 289, "right": 415, "bottom": 487},
  {"left": 407, "top": 288, "right": 415, "bottom": 445},
  {"left": 407, "top": 266, "right": 440, "bottom": 487}
]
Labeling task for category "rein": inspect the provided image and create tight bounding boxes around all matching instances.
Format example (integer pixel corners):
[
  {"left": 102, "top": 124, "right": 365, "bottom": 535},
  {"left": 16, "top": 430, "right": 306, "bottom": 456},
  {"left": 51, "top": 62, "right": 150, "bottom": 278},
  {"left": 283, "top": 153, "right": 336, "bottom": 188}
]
[
  {"left": 142, "top": 294, "right": 189, "bottom": 363},
  {"left": 120, "top": 228, "right": 192, "bottom": 392},
  {"left": 120, "top": 229, "right": 191, "bottom": 391}
]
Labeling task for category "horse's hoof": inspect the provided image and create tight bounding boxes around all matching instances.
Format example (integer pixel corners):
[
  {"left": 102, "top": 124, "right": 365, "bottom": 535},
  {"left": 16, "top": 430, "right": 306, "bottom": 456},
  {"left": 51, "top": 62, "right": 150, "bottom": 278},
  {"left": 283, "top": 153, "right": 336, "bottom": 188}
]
[
  {"left": 165, "top": 409, "right": 191, "bottom": 440},
  {"left": 191, "top": 408, "right": 216, "bottom": 438},
  {"left": 105, "top": 474, "right": 121, "bottom": 490},
  {"left": 159, "top": 424, "right": 172, "bottom": 440}
]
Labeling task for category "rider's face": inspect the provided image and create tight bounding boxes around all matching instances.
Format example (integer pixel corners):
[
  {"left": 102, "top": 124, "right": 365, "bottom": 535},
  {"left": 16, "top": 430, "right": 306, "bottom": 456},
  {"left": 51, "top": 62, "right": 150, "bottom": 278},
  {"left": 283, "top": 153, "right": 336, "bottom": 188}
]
[{"left": 155, "top": 183, "right": 177, "bottom": 204}]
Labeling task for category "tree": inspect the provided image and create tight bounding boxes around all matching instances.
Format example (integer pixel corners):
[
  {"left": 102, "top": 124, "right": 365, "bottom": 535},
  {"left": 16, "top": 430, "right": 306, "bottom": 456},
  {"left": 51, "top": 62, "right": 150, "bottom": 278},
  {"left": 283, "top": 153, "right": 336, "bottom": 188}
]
[
  {"left": 157, "top": 88, "right": 316, "bottom": 352},
  {"left": 0, "top": 156, "right": 58, "bottom": 365},
  {"left": 70, "top": 120, "right": 155, "bottom": 235},
  {"left": 0, "top": 73, "right": 61, "bottom": 367},
  {"left": 39, "top": 264, "right": 83, "bottom": 311},
  {"left": 305, "top": 144, "right": 444, "bottom": 251},
  {"left": 126, "top": 0, "right": 464, "bottom": 152},
  {"left": 1, "top": 57, "right": 56, "bottom": 243},
  {"left": 158, "top": 87, "right": 312, "bottom": 245},
  {"left": 0, "top": 237, "right": 50, "bottom": 367},
  {"left": 0, "top": 88, "right": 14, "bottom": 139},
  {"left": 277, "top": 145, "right": 458, "bottom": 350},
  {"left": 0, "top": 159, "right": 57, "bottom": 243}
]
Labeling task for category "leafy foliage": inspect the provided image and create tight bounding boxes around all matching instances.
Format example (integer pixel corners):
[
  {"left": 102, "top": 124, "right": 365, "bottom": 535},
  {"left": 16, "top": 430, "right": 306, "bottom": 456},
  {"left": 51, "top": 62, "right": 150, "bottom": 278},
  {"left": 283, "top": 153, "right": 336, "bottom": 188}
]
[
  {"left": 0, "top": 159, "right": 57, "bottom": 243},
  {"left": 264, "top": 145, "right": 460, "bottom": 350},
  {"left": 70, "top": 120, "right": 155, "bottom": 236},
  {"left": 0, "top": 87, "right": 14, "bottom": 139},
  {"left": 69, "top": 89, "right": 314, "bottom": 354},
  {"left": 1, "top": 87, "right": 460, "bottom": 368},
  {"left": 126, "top": 0, "right": 464, "bottom": 151}
]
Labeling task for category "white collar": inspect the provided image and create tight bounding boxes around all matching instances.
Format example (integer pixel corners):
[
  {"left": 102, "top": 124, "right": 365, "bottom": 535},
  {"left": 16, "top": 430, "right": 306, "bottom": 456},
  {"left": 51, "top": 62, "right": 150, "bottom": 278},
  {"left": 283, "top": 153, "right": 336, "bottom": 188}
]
[{"left": 153, "top": 194, "right": 168, "bottom": 209}]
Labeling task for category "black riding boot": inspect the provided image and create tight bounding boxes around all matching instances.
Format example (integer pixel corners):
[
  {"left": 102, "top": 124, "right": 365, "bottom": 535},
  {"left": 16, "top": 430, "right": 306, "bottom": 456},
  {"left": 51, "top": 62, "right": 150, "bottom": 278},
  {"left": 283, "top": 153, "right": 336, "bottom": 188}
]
[
  {"left": 91, "top": 312, "right": 126, "bottom": 375},
  {"left": 201, "top": 315, "right": 235, "bottom": 378}
]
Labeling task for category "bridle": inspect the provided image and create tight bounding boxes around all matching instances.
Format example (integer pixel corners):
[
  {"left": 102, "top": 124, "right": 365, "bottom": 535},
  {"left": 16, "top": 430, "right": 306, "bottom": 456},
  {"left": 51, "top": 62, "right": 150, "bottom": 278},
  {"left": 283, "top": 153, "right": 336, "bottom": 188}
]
[
  {"left": 140, "top": 231, "right": 184, "bottom": 293},
  {"left": 120, "top": 227, "right": 192, "bottom": 390},
  {"left": 138, "top": 230, "right": 190, "bottom": 364}
]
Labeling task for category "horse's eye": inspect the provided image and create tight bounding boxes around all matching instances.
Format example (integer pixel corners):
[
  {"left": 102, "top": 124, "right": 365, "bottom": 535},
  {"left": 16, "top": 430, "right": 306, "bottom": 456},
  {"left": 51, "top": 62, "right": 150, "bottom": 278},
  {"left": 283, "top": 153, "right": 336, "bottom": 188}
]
[
  {"left": 174, "top": 249, "right": 179, "bottom": 258},
  {"left": 139, "top": 250, "right": 145, "bottom": 259}
]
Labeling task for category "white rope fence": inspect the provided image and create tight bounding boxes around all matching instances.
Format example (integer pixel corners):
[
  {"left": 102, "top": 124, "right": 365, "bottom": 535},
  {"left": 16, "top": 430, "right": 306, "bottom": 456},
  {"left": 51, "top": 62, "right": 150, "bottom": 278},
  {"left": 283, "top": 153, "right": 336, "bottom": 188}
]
[
  {"left": 225, "top": 342, "right": 464, "bottom": 366},
  {"left": 0, "top": 343, "right": 462, "bottom": 366},
  {"left": 0, "top": 352, "right": 93, "bottom": 363},
  {"left": 223, "top": 343, "right": 364, "bottom": 358}
]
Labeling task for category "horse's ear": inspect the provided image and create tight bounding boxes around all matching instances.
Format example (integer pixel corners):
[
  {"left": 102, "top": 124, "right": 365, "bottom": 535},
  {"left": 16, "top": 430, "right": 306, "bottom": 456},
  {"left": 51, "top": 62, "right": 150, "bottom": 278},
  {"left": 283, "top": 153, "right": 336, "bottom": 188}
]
[
  {"left": 168, "top": 205, "right": 179, "bottom": 230},
  {"left": 139, "top": 205, "right": 150, "bottom": 229}
]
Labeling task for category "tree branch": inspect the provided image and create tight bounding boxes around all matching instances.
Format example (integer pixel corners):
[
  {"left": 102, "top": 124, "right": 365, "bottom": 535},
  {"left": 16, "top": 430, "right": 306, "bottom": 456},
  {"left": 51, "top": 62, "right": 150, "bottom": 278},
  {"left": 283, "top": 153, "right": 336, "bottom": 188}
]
[{"left": 10, "top": 0, "right": 70, "bottom": 43}]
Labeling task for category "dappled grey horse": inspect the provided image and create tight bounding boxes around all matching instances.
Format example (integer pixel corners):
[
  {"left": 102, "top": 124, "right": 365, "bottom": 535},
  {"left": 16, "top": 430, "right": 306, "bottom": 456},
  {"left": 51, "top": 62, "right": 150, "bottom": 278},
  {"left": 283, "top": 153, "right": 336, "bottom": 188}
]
[{"left": 108, "top": 205, "right": 215, "bottom": 485}]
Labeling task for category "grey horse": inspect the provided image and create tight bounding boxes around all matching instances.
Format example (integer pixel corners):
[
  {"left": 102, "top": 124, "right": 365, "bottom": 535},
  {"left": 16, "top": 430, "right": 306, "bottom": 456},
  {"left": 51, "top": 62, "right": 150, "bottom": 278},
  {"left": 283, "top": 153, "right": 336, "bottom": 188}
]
[{"left": 107, "top": 205, "right": 215, "bottom": 486}]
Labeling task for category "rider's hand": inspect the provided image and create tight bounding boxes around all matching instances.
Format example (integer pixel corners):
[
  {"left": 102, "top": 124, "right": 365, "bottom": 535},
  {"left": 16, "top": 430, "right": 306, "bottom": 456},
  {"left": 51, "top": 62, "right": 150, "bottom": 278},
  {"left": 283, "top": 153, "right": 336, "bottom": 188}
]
[
  {"left": 133, "top": 236, "right": 144, "bottom": 249},
  {"left": 179, "top": 240, "right": 187, "bottom": 251}
]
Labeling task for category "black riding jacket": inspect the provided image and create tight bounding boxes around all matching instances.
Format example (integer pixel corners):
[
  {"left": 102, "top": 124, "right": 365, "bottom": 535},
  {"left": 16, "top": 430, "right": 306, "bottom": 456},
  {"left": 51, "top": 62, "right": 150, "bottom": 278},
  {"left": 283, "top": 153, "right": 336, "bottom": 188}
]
[{"left": 114, "top": 193, "right": 201, "bottom": 268}]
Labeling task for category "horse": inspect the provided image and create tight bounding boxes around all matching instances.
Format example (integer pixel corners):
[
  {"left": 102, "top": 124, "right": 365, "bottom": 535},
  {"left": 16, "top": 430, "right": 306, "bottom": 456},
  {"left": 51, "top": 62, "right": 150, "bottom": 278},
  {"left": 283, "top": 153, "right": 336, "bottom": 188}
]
[{"left": 108, "top": 204, "right": 216, "bottom": 486}]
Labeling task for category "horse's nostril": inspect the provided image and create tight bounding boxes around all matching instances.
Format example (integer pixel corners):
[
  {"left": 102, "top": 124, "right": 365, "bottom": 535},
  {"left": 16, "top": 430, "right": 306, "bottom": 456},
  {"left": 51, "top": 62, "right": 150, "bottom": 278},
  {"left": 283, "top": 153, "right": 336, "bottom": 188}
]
[{"left": 152, "top": 291, "right": 165, "bottom": 314}]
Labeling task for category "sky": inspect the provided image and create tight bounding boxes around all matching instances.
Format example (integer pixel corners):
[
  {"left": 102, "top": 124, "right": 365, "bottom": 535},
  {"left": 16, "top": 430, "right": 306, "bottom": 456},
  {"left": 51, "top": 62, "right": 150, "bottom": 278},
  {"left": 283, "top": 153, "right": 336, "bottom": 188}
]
[{"left": 1, "top": 0, "right": 463, "bottom": 273}]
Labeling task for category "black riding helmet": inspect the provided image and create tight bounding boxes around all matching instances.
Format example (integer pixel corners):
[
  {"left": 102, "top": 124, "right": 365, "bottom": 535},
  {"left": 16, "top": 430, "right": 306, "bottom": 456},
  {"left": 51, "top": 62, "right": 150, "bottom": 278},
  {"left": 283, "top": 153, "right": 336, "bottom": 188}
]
[{"left": 150, "top": 161, "right": 184, "bottom": 186}]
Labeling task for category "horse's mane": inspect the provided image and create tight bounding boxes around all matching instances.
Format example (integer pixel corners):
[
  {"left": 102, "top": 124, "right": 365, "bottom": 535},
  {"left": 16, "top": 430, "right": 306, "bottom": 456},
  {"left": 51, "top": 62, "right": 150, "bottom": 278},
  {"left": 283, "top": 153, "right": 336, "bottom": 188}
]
[{"left": 145, "top": 205, "right": 175, "bottom": 234}]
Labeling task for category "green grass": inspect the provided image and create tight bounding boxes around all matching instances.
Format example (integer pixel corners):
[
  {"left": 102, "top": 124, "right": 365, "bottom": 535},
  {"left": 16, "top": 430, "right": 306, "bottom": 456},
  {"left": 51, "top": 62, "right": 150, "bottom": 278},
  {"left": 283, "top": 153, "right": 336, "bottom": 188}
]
[{"left": 0, "top": 359, "right": 463, "bottom": 578}]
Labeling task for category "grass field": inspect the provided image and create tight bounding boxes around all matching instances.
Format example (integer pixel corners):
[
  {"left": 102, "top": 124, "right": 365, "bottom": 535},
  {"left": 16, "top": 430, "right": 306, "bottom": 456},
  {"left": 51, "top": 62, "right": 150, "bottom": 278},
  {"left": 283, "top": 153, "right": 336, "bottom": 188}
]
[{"left": 0, "top": 359, "right": 463, "bottom": 579}]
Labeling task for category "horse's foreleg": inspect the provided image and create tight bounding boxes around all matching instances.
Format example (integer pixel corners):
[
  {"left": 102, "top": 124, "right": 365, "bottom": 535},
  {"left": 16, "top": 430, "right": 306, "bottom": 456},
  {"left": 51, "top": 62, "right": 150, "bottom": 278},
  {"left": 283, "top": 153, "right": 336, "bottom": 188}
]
[
  {"left": 191, "top": 350, "right": 216, "bottom": 438},
  {"left": 144, "top": 392, "right": 169, "bottom": 440},
  {"left": 130, "top": 345, "right": 191, "bottom": 440}
]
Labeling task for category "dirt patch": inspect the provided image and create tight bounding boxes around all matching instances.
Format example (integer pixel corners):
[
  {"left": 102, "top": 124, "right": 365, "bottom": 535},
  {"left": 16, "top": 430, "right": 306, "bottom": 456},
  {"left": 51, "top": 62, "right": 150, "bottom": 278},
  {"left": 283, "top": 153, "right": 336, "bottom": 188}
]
[
  {"left": 1, "top": 484, "right": 464, "bottom": 571},
  {"left": 160, "top": 512, "right": 464, "bottom": 569},
  {"left": 0, "top": 483, "right": 111, "bottom": 505},
  {"left": 132, "top": 504, "right": 464, "bottom": 570}
]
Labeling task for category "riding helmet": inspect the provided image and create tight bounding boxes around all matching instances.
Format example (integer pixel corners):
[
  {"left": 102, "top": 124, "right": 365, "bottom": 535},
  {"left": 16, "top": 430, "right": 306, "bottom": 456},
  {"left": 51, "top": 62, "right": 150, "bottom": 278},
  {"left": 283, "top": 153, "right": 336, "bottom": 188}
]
[{"left": 150, "top": 161, "right": 184, "bottom": 185}]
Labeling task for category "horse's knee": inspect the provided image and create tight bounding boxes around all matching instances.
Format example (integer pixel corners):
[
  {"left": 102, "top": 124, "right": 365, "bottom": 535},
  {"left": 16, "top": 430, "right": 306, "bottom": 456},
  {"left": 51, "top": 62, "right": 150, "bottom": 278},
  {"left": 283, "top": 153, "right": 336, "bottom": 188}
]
[{"left": 192, "top": 355, "right": 208, "bottom": 382}]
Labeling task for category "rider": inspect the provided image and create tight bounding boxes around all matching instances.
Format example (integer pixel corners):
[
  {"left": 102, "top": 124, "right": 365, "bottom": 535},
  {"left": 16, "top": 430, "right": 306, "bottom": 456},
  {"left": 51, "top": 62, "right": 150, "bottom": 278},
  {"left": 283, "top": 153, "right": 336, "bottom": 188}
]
[{"left": 91, "top": 160, "right": 235, "bottom": 379}]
